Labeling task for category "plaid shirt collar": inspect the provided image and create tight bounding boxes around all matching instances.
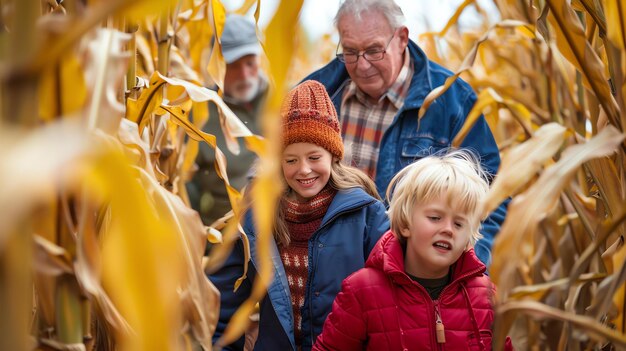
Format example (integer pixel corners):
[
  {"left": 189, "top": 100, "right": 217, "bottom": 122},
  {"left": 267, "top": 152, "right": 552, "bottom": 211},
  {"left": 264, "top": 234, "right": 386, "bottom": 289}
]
[{"left": 343, "top": 48, "right": 413, "bottom": 109}]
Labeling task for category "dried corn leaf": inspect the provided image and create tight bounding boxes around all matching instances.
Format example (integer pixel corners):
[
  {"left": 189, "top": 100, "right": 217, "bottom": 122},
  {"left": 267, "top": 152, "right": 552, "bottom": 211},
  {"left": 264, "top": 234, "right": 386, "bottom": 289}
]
[
  {"left": 481, "top": 123, "right": 567, "bottom": 216},
  {"left": 546, "top": 0, "right": 620, "bottom": 126},
  {"left": 492, "top": 125, "right": 624, "bottom": 294}
]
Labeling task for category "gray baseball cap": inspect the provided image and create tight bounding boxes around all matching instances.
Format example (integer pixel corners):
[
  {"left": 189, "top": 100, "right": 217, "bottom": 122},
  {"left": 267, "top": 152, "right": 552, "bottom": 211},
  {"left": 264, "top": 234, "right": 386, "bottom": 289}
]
[{"left": 221, "top": 14, "right": 262, "bottom": 64}]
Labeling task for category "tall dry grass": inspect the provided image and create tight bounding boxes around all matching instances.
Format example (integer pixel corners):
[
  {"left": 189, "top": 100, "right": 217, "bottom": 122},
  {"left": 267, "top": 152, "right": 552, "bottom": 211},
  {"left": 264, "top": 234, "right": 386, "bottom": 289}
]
[{"left": 0, "top": 0, "right": 625, "bottom": 350}]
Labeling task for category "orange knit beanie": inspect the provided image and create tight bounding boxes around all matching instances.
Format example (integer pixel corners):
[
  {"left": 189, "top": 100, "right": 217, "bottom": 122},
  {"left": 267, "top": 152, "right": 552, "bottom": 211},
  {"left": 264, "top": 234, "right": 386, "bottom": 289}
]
[{"left": 280, "top": 80, "right": 344, "bottom": 159}]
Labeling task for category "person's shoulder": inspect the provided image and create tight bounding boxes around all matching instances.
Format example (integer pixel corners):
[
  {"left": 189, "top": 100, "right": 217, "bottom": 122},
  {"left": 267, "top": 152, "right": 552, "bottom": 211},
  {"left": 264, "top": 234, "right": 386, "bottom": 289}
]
[
  {"left": 336, "top": 188, "right": 383, "bottom": 207},
  {"left": 337, "top": 186, "right": 369, "bottom": 197},
  {"left": 343, "top": 266, "right": 389, "bottom": 291}
]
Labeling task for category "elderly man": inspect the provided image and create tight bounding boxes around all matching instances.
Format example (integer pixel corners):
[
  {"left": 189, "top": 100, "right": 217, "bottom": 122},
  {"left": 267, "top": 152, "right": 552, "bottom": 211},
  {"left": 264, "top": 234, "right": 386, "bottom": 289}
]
[
  {"left": 188, "top": 14, "right": 267, "bottom": 225},
  {"left": 304, "top": 0, "right": 507, "bottom": 266}
]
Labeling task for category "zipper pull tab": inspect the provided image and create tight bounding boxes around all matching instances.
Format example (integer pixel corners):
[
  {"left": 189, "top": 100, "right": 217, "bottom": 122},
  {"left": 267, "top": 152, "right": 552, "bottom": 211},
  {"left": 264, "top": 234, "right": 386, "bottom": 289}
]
[
  {"left": 436, "top": 319, "right": 446, "bottom": 343},
  {"left": 435, "top": 304, "right": 446, "bottom": 343}
]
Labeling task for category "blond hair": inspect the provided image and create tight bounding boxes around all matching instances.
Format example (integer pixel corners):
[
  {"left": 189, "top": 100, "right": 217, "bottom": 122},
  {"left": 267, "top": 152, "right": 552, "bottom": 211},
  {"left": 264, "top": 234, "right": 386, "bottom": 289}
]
[{"left": 386, "top": 149, "right": 489, "bottom": 246}]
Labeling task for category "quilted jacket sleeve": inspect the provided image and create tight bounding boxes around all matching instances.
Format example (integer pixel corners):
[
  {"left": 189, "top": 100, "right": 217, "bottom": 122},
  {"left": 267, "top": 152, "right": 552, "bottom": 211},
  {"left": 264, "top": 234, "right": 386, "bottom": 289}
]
[{"left": 312, "top": 278, "right": 367, "bottom": 351}]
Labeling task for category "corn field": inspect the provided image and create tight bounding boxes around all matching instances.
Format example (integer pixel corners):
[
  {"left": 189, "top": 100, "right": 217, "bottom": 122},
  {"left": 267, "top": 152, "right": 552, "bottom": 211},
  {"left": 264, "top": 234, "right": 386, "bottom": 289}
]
[{"left": 0, "top": 0, "right": 624, "bottom": 350}]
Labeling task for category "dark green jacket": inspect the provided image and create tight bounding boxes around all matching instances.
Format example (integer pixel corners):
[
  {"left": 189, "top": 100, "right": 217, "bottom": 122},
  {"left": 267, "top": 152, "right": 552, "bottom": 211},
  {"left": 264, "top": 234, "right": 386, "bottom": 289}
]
[{"left": 187, "top": 82, "right": 267, "bottom": 225}]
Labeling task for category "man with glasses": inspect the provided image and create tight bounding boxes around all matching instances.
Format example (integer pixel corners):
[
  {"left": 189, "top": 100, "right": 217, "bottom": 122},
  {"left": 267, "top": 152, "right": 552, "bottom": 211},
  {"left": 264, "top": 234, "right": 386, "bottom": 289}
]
[{"left": 304, "top": 0, "right": 507, "bottom": 267}]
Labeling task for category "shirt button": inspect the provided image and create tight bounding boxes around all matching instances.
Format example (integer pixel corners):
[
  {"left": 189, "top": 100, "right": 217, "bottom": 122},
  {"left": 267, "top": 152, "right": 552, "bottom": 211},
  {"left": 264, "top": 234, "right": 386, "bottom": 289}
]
[
  {"left": 318, "top": 243, "right": 323, "bottom": 248},
  {"left": 314, "top": 291, "right": 320, "bottom": 297}
]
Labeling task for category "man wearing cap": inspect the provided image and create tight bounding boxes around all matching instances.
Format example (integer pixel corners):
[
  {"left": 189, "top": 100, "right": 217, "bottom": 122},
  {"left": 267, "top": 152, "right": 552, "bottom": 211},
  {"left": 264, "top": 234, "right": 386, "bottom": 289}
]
[{"left": 188, "top": 14, "right": 268, "bottom": 226}]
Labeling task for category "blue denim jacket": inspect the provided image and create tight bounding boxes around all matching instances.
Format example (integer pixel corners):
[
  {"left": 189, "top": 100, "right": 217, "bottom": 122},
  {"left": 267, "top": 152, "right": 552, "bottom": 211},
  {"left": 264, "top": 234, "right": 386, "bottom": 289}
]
[
  {"left": 209, "top": 188, "right": 389, "bottom": 350},
  {"left": 303, "top": 40, "right": 508, "bottom": 265}
]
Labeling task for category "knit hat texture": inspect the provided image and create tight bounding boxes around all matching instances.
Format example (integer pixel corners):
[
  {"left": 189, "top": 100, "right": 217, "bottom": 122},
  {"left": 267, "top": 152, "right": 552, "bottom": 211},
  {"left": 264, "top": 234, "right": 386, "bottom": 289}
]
[{"left": 280, "top": 80, "right": 344, "bottom": 159}]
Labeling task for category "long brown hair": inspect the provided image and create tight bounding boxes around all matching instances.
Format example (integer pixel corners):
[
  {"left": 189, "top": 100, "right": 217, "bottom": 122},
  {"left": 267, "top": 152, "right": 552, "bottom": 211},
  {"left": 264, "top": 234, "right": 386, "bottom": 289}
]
[{"left": 273, "top": 160, "right": 380, "bottom": 247}]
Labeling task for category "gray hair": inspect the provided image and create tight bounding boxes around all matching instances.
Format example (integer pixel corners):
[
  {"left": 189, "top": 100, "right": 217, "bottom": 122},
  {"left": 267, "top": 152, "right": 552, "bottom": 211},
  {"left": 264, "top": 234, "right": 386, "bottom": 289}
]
[{"left": 334, "top": 0, "right": 406, "bottom": 30}]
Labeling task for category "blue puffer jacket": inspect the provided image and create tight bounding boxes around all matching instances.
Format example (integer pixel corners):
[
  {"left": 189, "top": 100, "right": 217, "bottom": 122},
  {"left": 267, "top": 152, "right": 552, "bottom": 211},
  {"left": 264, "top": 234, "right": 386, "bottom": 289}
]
[
  {"left": 303, "top": 40, "right": 508, "bottom": 266},
  {"left": 209, "top": 187, "right": 390, "bottom": 351}
]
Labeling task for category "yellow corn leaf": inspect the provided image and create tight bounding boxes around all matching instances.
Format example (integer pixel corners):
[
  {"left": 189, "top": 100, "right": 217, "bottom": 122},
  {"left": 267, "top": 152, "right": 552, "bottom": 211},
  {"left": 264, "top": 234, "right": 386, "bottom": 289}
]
[
  {"left": 91, "top": 147, "right": 184, "bottom": 351},
  {"left": 169, "top": 45, "right": 202, "bottom": 85},
  {"left": 207, "top": 226, "right": 223, "bottom": 244},
  {"left": 481, "top": 123, "right": 566, "bottom": 216},
  {"left": 157, "top": 72, "right": 264, "bottom": 155},
  {"left": 509, "top": 272, "right": 606, "bottom": 300},
  {"left": 438, "top": 0, "right": 475, "bottom": 38},
  {"left": 234, "top": 0, "right": 258, "bottom": 15},
  {"left": 117, "top": 115, "right": 219, "bottom": 345},
  {"left": 420, "top": 20, "right": 534, "bottom": 119},
  {"left": 84, "top": 29, "right": 131, "bottom": 134},
  {"left": 118, "top": 118, "right": 157, "bottom": 179},
  {"left": 0, "top": 122, "right": 91, "bottom": 247},
  {"left": 206, "top": 0, "right": 226, "bottom": 92},
  {"left": 497, "top": 300, "right": 626, "bottom": 347},
  {"left": 76, "top": 202, "right": 132, "bottom": 335},
  {"left": 117, "top": 0, "right": 180, "bottom": 24},
  {"left": 38, "top": 53, "right": 87, "bottom": 121},
  {"left": 33, "top": 235, "right": 74, "bottom": 276},
  {"left": 159, "top": 103, "right": 243, "bottom": 213},
  {"left": 612, "top": 238, "right": 626, "bottom": 330},
  {"left": 545, "top": 0, "right": 620, "bottom": 127},
  {"left": 451, "top": 88, "right": 497, "bottom": 146},
  {"left": 135, "top": 165, "right": 218, "bottom": 350},
  {"left": 126, "top": 72, "right": 166, "bottom": 133},
  {"left": 586, "top": 157, "right": 625, "bottom": 217},
  {"left": 453, "top": 87, "right": 534, "bottom": 146},
  {"left": 191, "top": 100, "right": 210, "bottom": 129},
  {"left": 186, "top": 11, "right": 213, "bottom": 76},
  {"left": 233, "top": 224, "right": 252, "bottom": 292},
  {"left": 602, "top": 0, "right": 626, "bottom": 50},
  {"left": 491, "top": 126, "right": 625, "bottom": 295},
  {"left": 216, "top": 0, "right": 304, "bottom": 347},
  {"left": 135, "top": 33, "right": 156, "bottom": 77},
  {"left": 205, "top": 212, "right": 242, "bottom": 275},
  {"left": 182, "top": 139, "right": 200, "bottom": 179}
]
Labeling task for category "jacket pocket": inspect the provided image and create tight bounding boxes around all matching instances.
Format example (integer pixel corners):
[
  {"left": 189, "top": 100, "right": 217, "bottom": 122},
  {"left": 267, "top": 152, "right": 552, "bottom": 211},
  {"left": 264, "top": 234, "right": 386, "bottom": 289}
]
[
  {"left": 467, "top": 329, "right": 492, "bottom": 351},
  {"left": 400, "top": 137, "right": 448, "bottom": 168}
]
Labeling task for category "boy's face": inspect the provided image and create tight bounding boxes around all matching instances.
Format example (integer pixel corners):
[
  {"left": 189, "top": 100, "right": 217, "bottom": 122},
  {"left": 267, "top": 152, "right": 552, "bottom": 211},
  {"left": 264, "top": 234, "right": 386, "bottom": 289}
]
[{"left": 400, "top": 196, "right": 472, "bottom": 279}]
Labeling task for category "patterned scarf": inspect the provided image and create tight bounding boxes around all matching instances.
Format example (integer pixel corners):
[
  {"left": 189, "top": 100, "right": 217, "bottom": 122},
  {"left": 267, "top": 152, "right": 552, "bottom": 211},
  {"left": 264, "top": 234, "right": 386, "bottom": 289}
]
[{"left": 279, "top": 185, "right": 337, "bottom": 346}]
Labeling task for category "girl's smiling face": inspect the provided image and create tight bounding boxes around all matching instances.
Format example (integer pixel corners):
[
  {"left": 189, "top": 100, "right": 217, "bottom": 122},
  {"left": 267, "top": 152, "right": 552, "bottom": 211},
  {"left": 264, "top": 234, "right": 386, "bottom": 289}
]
[{"left": 282, "top": 143, "right": 333, "bottom": 201}]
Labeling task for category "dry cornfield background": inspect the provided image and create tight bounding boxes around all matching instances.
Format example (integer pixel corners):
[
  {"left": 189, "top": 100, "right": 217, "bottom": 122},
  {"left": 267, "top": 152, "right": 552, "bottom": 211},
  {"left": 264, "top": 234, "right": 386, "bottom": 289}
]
[{"left": 0, "top": 0, "right": 624, "bottom": 350}]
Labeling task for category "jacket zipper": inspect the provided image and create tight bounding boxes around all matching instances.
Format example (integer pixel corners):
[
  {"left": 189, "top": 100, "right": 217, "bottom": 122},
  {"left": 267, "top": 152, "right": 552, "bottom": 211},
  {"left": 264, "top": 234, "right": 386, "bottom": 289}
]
[
  {"left": 306, "top": 200, "right": 374, "bottom": 345},
  {"left": 434, "top": 301, "right": 445, "bottom": 344},
  {"left": 428, "top": 265, "right": 484, "bottom": 350}
]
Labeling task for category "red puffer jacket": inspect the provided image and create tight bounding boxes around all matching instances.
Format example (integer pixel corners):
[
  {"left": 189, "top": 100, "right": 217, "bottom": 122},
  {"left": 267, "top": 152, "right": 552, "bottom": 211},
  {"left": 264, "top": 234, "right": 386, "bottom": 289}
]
[{"left": 313, "top": 231, "right": 513, "bottom": 351}]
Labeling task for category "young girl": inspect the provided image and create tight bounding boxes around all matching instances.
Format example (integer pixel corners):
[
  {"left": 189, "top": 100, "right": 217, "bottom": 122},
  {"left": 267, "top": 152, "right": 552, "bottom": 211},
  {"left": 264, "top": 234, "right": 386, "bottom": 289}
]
[
  {"left": 210, "top": 80, "right": 390, "bottom": 351},
  {"left": 313, "top": 150, "right": 514, "bottom": 351}
]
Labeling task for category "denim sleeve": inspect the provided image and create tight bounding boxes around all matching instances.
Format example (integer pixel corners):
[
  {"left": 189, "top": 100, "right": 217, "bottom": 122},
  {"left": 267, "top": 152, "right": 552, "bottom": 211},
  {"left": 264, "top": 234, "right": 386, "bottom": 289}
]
[
  {"left": 458, "top": 92, "right": 510, "bottom": 267},
  {"left": 208, "top": 238, "right": 254, "bottom": 350},
  {"left": 364, "top": 200, "right": 391, "bottom": 257},
  {"left": 474, "top": 198, "right": 510, "bottom": 267}
]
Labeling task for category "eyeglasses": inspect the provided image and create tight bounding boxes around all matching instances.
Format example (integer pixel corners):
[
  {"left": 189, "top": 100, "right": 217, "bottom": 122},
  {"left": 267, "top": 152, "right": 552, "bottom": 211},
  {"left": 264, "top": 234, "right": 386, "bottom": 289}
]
[{"left": 336, "top": 31, "right": 396, "bottom": 64}]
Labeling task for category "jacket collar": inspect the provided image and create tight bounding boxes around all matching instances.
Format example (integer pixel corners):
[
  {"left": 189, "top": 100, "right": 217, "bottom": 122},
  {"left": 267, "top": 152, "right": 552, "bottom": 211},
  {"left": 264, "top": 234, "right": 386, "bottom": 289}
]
[
  {"left": 242, "top": 187, "right": 375, "bottom": 237},
  {"left": 367, "top": 231, "right": 486, "bottom": 285}
]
